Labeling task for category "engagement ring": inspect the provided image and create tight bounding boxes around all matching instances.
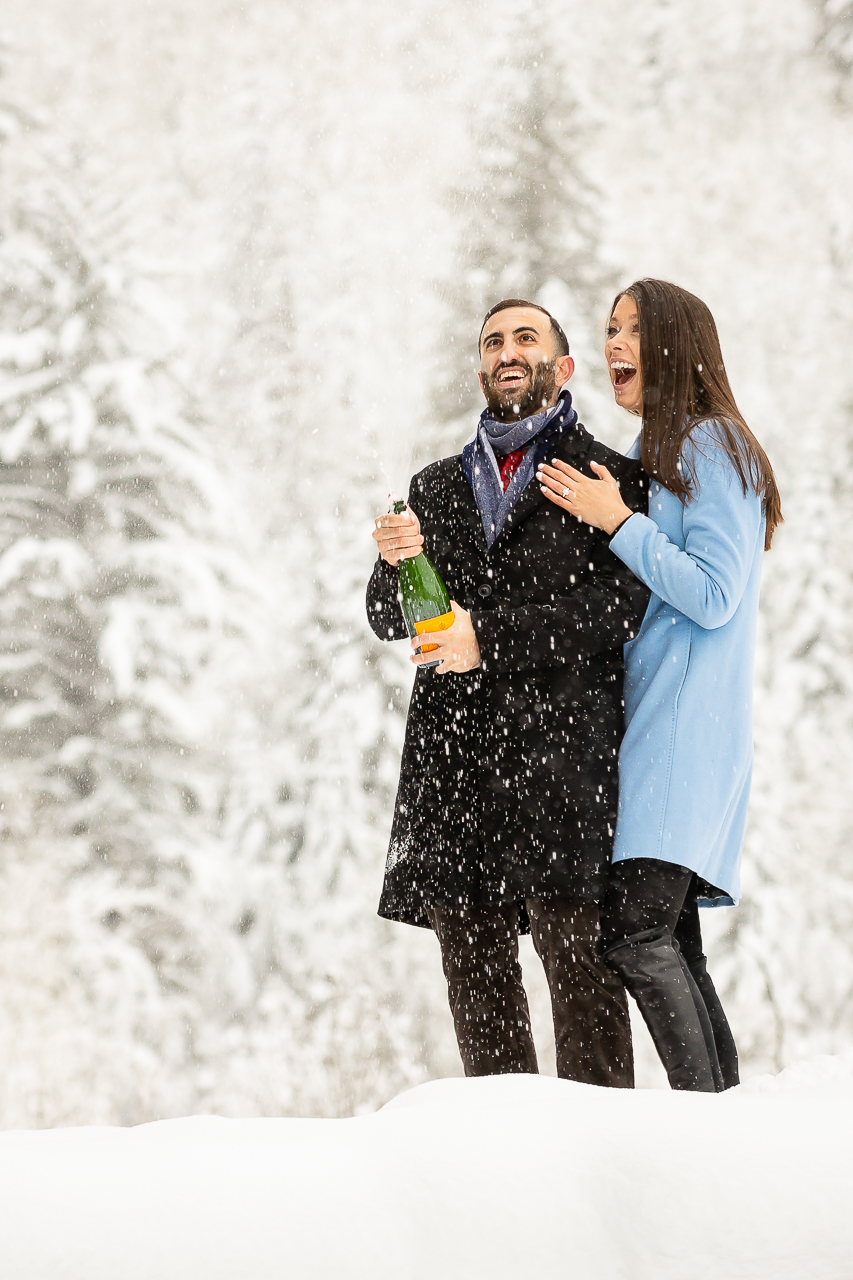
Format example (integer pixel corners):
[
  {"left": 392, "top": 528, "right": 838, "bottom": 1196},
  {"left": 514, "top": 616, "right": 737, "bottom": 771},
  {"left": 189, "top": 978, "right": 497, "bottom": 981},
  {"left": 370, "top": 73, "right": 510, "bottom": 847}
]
[{"left": 561, "top": 486, "right": 572, "bottom": 499}]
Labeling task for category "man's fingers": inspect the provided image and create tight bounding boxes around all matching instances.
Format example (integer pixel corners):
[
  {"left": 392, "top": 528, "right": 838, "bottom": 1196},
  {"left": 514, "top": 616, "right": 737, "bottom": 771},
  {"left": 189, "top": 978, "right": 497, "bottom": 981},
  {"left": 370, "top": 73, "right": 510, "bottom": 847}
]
[
  {"left": 412, "top": 654, "right": 460, "bottom": 674},
  {"left": 374, "top": 509, "right": 420, "bottom": 532},
  {"left": 375, "top": 547, "right": 424, "bottom": 565},
  {"left": 374, "top": 532, "right": 423, "bottom": 550},
  {"left": 373, "top": 533, "right": 423, "bottom": 547},
  {"left": 411, "top": 650, "right": 455, "bottom": 668},
  {"left": 411, "top": 629, "right": 450, "bottom": 649},
  {"left": 373, "top": 516, "right": 410, "bottom": 530},
  {"left": 372, "top": 510, "right": 423, "bottom": 562},
  {"left": 374, "top": 529, "right": 424, "bottom": 566},
  {"left": 373, "top": 525, "right": 422, "bottom": 540}
]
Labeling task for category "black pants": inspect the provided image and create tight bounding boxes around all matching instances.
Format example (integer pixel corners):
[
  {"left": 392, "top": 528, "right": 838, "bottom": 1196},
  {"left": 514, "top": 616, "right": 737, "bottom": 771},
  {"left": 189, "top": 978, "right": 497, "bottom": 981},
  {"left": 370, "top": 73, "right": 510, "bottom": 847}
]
[
  {"left": 428, "top": 897, "right": 634, "bottom": 1088},
  {"left": 599, "top": 859, "right": 702, "bottom": 957}
]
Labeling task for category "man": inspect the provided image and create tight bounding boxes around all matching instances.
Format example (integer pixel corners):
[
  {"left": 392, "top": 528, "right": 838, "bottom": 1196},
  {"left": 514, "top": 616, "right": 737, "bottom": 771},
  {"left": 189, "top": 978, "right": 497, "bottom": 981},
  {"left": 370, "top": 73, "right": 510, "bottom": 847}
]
[{"left": 367, "top": 300, "right": 649, "bottom": 1086}]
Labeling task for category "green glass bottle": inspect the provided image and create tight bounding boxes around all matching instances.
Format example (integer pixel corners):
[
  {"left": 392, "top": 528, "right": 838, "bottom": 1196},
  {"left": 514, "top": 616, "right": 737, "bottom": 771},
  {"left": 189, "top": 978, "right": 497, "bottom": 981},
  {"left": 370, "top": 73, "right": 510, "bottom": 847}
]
[{"left": 392, "top": 498, "right": 453, "bottom": 669}]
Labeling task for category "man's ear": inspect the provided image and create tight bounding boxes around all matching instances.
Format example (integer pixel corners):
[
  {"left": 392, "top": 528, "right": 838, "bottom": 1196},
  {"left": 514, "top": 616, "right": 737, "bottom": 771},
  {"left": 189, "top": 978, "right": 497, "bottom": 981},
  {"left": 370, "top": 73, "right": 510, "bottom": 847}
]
[
  {"left": 477, "top": 370, "right": 486, "bottom": 395},
  {"left": 554, "top": 355, "right": 575, "bottom": 389}
]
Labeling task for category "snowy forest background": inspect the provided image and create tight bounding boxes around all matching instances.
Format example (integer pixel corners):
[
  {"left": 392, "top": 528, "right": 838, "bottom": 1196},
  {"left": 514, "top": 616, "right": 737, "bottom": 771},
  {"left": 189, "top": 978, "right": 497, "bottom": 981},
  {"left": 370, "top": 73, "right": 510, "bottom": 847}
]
[{"left": 0, "top": 0, "right": 851, "bottom": 1124}]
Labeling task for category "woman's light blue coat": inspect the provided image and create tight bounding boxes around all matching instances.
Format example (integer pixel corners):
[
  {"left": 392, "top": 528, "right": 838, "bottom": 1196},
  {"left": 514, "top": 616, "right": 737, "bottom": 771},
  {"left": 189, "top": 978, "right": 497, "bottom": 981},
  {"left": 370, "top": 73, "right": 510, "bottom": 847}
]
[{"left": 608, "top": 424, "right": 766, "bottom": 906}]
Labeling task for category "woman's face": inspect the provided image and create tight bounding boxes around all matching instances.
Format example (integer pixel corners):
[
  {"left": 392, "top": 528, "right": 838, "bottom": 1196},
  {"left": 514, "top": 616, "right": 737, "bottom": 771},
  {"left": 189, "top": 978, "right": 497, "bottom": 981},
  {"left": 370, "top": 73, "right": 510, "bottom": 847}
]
[{"left": 605, "top": 294, "right": 643, "bottom": 415}]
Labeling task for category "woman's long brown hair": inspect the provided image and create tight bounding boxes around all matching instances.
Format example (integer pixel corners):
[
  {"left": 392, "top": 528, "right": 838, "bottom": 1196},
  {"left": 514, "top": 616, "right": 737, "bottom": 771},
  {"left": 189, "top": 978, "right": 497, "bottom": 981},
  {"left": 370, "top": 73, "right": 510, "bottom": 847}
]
[{"left": 614, "top": 279, "right": 782, "bottom": 550}]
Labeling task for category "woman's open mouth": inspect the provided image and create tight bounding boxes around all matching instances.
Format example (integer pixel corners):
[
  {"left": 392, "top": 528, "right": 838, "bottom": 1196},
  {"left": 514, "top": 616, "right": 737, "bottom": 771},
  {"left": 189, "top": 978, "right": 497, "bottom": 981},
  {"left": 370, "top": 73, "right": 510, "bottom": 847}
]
[{"left": 611, "top": 360, "right": 637, "bottom": 390}]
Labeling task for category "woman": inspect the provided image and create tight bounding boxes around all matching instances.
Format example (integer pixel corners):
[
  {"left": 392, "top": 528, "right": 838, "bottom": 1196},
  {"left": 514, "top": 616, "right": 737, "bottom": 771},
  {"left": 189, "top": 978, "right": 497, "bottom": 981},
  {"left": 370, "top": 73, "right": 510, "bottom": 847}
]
[{"left": 537, "top": 279, "right": 782, "bottom": 1092}]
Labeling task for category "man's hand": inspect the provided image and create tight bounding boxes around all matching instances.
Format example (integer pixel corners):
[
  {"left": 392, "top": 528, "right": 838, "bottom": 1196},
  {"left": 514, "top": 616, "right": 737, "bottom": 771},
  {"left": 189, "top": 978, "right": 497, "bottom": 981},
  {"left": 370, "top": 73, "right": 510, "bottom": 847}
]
[
  {"left": 372, "top": 506, "right": 424, "bottom": 566},
  {"left": 411, "top": 602, "right": 481, "bottom": 674}
]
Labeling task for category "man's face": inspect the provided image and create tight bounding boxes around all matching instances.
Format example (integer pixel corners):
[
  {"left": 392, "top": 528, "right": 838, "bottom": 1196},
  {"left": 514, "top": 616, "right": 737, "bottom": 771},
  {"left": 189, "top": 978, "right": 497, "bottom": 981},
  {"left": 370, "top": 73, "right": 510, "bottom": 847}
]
[{"left": 478, "top": 306, "right": 574, "bottom": 422}]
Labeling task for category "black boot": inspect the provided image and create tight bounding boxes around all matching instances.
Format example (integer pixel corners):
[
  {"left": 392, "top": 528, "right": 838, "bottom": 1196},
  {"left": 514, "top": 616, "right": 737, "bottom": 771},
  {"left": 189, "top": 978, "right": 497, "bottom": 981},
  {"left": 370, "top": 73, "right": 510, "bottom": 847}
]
[
  {"left": 605, "top": 927, "right": 718, "bottom": 1092},
  {"left": 676, "top": 948, "right": 724, "bottom": 1092},
  {"left": 687, "top": 954, "right": 739, "bottom": 1090}
]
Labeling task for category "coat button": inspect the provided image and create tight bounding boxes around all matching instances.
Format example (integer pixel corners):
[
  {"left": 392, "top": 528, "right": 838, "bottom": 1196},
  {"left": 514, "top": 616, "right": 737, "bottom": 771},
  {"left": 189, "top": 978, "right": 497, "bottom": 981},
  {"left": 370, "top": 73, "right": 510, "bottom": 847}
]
[{"left": 478, "top": 583, "right": 492, "bottom": 597}]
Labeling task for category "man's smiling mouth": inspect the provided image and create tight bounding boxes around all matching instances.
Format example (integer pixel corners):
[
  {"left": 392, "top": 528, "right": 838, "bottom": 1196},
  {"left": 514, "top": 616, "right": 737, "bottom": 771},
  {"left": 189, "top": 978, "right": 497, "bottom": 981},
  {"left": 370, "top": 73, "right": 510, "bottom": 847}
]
[{"left": 497, "top": 365, "right": 529, "bottom": 387}]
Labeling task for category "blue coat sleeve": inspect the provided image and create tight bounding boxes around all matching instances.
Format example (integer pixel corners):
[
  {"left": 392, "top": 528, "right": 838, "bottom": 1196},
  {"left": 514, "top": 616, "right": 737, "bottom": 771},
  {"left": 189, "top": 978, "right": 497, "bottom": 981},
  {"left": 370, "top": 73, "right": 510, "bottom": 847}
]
[{"left": 608, "top": 428, "right": 764, "bottom": 630}]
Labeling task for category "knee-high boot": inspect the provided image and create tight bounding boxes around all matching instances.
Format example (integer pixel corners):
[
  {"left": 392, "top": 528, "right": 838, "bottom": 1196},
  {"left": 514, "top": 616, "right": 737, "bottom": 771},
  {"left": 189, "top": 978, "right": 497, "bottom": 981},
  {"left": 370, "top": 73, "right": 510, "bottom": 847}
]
[
  {"left": 605, "top": 927, "right": 718, "bottom": 1092},
  {"left": 687, "top": 954, "right": 739, "bottom": 1090},
  {"left": 675, "top": 948, "right": 724, "bottom": 1092}
]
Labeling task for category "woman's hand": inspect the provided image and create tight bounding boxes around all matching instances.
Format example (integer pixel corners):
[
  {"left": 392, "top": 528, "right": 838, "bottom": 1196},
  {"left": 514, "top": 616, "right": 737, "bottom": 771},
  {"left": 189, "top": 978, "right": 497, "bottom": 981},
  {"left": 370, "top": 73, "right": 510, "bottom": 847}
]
[{"left": 536, "top": 459, "right": 633, "bottom": 536}]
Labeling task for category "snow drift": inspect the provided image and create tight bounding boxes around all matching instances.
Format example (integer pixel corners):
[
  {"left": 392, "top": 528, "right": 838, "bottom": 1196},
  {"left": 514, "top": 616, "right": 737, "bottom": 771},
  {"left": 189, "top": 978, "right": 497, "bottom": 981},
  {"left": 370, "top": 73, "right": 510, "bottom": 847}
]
[{"left": 1, "top": 1053, "right": 852, "bottom": 1280}]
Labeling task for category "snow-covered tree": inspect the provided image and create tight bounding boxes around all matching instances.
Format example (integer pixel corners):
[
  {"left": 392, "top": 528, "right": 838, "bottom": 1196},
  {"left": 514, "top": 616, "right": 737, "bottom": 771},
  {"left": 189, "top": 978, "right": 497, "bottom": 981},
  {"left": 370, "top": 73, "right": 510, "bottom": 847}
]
[
  {"left": 4, "top": 0, "right": 853, "bottom": 1116},
  {"left": 434, "top": 1, "right": 616, "bottom": 449},
  {"left": 577, "top": 0, "right": 853, "bottom": 1076},
  {"left": 0, "top": 120, "right": 248, "bottom": 1125},
  {"left": 144, "top": 0, "right": 473, "bottom": 1114},
  {"left": 817, "top": 0, "right": 853, "bottom": 82}
]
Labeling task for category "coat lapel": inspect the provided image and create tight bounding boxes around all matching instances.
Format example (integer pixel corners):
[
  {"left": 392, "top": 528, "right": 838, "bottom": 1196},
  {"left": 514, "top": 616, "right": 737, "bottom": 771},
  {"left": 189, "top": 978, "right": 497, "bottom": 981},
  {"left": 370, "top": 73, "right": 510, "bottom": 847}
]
[
  {"left": 492, "top": 418, "right": 593, "bottom": 546},
  {"left": 498, "top": 471, "right": 546, "bottom": 536},
  {"left": 450, "top": 458, "right": 490, "bottom": 555}
]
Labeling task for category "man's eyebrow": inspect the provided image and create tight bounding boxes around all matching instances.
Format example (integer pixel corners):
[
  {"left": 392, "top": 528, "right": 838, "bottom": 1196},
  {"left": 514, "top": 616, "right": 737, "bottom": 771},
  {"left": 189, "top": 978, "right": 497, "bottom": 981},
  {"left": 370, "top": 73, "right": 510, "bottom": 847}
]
[{"left": 481, "top": 323, "right": 542, "bottom": 347}]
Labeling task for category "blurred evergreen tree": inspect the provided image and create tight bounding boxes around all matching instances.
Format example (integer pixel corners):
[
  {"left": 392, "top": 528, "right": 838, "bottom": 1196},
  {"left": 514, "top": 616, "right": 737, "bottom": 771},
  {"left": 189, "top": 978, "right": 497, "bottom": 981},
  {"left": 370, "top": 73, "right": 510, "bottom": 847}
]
[
  {"left": 0, "top": 122, "right": 243, "bottom": 1124},
  {"left": 434, "top": 0, "right": 614, "bottom": 447},
  {"left": 154, "top": 1, "right": 466, "bottom": 1115},
  {"left": 818, "top": 0, "right": 853, "bottom": 82}
]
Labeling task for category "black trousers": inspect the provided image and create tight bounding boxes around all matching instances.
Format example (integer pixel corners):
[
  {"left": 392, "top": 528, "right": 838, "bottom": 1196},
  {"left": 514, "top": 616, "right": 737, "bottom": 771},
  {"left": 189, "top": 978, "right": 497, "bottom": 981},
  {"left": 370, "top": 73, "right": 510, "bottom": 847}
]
[
  {"left": 599, "top": 859, "right": 702, "bottom": 957},
  {"left": 428, "top": 897, "right": 634, "bottom": 1088}
]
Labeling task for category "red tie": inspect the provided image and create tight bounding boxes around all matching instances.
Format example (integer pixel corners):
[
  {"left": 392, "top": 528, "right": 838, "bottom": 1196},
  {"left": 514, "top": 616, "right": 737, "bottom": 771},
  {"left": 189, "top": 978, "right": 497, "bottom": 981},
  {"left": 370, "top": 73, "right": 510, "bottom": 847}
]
[{"left": 498, "top": 447, "right": 527, "bottom": 492}]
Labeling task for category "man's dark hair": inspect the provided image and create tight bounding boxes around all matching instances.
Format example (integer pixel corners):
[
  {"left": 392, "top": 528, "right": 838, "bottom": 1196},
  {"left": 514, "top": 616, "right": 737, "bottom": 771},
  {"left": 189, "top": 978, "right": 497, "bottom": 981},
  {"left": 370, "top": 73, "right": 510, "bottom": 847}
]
[{"left": 478, "top": 299, "right": 570, "bottom": 357}]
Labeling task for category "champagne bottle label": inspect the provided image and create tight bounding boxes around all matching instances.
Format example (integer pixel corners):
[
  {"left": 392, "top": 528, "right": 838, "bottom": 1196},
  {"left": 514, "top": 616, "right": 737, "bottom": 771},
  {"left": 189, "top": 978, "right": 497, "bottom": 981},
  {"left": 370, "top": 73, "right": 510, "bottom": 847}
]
[{"left": 414, "top": 610, "right": 454, "bottom": 653}]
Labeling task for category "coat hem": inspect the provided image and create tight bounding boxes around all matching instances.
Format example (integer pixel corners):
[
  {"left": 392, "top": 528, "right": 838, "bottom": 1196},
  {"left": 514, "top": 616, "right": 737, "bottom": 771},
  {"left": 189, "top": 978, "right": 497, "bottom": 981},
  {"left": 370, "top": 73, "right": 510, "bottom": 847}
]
[
  {"left": 378, "top": 877, "right": 607, "bottom": 933},
  {"left": 611, "top": 851, "right": 738, "bottom": 907}
]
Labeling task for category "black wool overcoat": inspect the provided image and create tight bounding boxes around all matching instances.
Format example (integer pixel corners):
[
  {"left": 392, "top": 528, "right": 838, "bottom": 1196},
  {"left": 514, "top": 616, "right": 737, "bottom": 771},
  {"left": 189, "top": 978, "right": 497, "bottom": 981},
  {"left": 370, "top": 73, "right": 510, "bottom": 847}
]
[{"left": 367, "top": 418, "right": 650, "bottom": 931}]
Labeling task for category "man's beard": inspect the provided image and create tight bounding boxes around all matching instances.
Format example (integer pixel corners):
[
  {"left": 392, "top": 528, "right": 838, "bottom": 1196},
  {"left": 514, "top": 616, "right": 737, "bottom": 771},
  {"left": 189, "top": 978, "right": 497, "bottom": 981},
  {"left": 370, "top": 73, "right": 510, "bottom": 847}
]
[{"left": 481, "top": 358, "right": 558, "bottom": 423}]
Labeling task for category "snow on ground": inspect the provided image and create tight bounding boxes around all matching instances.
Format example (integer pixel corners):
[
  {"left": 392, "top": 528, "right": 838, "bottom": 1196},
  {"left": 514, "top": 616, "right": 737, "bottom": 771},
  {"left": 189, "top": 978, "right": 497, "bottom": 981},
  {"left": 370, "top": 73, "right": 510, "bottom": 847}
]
[{"left": 1, "top": 1054, "right": 852, "bottom": 1280}]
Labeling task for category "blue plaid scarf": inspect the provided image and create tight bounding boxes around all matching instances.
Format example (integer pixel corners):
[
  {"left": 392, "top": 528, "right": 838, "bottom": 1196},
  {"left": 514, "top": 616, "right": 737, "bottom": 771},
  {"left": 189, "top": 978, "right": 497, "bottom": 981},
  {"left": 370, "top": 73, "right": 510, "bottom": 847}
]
[{"left": 461, "top": 390, "right": 578, "bottom": 548}]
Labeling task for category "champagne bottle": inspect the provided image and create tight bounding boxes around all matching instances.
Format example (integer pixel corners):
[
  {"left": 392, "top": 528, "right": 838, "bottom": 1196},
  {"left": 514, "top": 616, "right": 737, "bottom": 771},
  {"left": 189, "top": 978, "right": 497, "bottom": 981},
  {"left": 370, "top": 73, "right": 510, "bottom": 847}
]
[{"left": 391, "top": 498, "right": 454, "bottom": 669}]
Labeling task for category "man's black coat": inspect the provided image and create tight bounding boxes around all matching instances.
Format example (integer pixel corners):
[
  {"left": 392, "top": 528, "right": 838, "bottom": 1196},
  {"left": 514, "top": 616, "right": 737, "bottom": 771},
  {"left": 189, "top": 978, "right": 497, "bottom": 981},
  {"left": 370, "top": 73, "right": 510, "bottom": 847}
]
[{"left": 367, "top": 417, "right": 650, "bottom": 931}]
